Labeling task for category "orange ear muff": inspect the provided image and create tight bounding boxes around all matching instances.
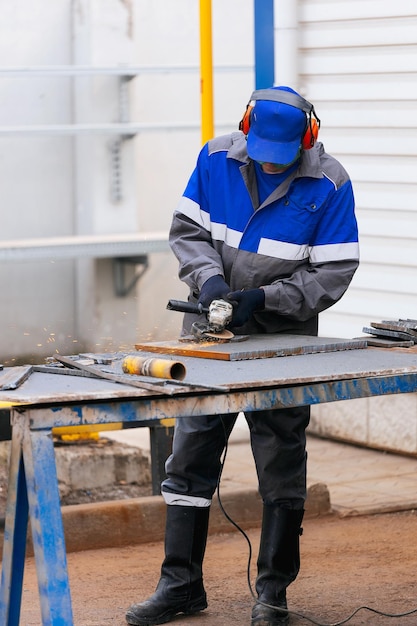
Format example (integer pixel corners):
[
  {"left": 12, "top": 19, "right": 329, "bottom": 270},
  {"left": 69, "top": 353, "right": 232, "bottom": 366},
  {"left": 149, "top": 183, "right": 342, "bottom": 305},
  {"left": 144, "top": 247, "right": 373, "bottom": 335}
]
[
  {"left": 239, "top": 90, "right": 321, "bottom": 150},
  {"left": 302, "top": 117, "right": 319, "bottom": 150},
  {"left": 238, "top": 104, "right": 253, "bottom": 135}
]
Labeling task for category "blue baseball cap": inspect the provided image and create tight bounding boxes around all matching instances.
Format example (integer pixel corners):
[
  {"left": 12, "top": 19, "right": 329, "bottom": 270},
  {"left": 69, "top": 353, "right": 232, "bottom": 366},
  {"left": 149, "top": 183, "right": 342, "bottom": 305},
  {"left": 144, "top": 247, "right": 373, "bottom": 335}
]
[{"left": 246, "top": 86, "right": 307, "bottom": 165}]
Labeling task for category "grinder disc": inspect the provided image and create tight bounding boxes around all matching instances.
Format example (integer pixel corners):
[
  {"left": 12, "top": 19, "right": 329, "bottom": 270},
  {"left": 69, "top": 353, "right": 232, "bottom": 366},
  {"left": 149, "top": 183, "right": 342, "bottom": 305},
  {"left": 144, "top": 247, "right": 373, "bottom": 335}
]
[{"left": 203, "top": 329, "right": 234, "bottom": 341}]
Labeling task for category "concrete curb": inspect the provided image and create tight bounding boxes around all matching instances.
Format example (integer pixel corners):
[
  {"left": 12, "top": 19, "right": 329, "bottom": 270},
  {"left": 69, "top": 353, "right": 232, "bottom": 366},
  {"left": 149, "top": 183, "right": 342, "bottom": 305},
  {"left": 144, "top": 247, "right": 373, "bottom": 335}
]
[{"left": 5, "top": 482, "right": 331, "bottom": 557}]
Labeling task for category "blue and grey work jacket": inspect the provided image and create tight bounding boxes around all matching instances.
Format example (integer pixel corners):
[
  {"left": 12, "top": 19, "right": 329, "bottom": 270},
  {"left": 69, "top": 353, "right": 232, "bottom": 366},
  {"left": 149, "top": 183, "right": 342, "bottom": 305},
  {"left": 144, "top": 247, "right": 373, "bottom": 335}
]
[{"left": 169, "top": 132, "right": 359, "bottom": 336}]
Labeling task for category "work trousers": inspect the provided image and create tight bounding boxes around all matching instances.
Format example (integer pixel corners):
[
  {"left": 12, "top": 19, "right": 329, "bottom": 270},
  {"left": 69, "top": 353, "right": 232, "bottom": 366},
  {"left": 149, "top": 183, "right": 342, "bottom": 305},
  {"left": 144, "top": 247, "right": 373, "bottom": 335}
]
[{"left": 162, "top": 406, "right": 310, "bottom": 509}]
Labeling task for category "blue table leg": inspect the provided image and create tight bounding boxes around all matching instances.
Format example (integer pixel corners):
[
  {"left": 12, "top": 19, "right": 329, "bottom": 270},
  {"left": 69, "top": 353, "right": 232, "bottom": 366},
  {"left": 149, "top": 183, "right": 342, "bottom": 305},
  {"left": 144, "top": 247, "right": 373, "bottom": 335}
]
[
  {"left": 0, "top": 422, "right": 29, "bottom": 626},
  {"left": 22, "top": 420, "right": 74, "bottom": 625}
]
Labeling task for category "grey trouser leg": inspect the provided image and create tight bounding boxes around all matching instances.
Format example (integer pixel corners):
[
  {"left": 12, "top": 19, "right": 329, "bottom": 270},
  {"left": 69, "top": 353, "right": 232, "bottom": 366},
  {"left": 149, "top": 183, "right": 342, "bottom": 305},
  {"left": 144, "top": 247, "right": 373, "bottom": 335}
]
[
  {"left": 162, "top": 413, "right": 238, "bottom": 503},
  {"left": 246, "top": 406, "right": 310, "bottom": 508},
  {"left": 162, "top": 406, "right": 309, "bottom": 508}
]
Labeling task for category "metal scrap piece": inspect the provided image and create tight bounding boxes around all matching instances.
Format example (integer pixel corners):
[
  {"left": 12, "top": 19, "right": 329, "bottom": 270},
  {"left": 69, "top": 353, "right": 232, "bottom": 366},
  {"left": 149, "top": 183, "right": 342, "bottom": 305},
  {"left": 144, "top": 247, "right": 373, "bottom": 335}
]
[
  {"left": 53, "top": 354, "right": 175, "bottom": 395},
  {"left": 400, "top": 318, "right": 417, "bottom": 327},
  {"left": 359, "top": 336, "right": 415, "bottom": 348},
  {"left": 79, "top": 353, "right": 114, "bottom": 365},
  {"left": 363, "top": 326, "right": 416, "bottom": 343},
  {"left": 0, "top": 365, "right": 33, "bottom": 390},
  {"left": 33, "top": 365, "right": 98, "bottom": 378},
  {"left": 371, "top": 321, "right": 417, "bottom": 338}
]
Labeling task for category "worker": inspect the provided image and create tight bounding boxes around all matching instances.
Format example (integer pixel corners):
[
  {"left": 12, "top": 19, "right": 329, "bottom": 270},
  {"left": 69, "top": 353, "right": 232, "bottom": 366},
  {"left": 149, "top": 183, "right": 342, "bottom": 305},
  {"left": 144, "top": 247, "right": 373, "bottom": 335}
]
[{"left": 126, "top": 85, "right": 359, "bottom": 626}]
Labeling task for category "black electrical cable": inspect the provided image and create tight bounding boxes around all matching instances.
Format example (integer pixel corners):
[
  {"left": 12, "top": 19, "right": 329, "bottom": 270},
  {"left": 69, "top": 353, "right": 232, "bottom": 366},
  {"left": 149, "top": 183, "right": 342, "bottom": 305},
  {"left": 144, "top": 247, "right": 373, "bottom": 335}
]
[{"left": 217, "top": 416, "right": 417, "bottom": 626}]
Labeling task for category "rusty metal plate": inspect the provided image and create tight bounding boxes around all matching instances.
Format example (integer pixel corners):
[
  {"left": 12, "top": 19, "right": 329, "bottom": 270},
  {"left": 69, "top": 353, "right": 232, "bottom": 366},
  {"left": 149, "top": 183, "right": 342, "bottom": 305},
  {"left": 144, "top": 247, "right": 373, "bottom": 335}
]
[
  {"left": 135, "top": 334, "right": 367, "bottom": 361},
  {"left": 363, "top": 326, "right": 416, "bottom": 343},
  {"left": 375, "top": 320, "right": 417, "bottom": 335},
  {"left": 357, "top": 336, "right": 414, "bottom": 348}
]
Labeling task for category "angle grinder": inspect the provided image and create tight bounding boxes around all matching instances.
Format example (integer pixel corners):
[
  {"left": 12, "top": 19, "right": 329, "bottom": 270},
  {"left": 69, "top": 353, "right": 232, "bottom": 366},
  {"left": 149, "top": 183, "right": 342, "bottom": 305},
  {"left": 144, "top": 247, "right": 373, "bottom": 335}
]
[{"left": 166, "top": 298, "right": 234, "bottom": 341}]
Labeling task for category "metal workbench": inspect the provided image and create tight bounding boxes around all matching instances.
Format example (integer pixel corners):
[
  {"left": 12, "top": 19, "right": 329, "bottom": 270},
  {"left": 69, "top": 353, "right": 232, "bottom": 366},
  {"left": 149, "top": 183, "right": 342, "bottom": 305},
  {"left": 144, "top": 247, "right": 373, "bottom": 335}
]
[{"left": 1, "top": 340, "right": 417, "bottom": 625}]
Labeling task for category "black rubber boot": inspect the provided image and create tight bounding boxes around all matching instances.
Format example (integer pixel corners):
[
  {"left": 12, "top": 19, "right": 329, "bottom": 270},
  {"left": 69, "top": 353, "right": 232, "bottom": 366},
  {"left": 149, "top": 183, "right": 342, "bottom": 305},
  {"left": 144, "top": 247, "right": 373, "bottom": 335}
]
[
  {"left": 126, "top": 505, "right": 210, "bottom": 625},
  {"left": 251, "top": 506, "right": 304, "bottom": 626}
]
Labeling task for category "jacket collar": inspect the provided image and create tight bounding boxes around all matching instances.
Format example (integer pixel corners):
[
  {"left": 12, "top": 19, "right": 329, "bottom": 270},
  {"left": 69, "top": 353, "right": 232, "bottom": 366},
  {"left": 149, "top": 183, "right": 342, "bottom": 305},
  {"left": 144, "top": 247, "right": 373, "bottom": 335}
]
[{"left": 230, "top": 135, "right": 325, "bottom": 210}]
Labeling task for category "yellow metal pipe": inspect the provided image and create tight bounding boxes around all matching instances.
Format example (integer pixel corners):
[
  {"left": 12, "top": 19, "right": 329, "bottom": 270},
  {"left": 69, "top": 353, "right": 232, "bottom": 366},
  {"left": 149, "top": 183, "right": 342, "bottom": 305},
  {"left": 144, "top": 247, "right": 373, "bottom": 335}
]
[
  {"left": 199, "top": 0, "right": 214, "bottom": 144},
  {"left": 53, "top": 424, "right": 121, "bottom": 436},
  {"left": 122, "top": 356, "right": 186, "bottom": 381},
  {"left": 52, "top": 423, "right": 121, "bottom": 441}
]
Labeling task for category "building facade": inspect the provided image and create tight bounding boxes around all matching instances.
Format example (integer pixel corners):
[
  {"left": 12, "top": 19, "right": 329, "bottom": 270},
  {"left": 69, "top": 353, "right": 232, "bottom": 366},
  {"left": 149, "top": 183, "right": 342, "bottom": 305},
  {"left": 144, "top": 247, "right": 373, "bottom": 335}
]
[{"left": 0, "top": 0, "right": 416, "bottom": 454}]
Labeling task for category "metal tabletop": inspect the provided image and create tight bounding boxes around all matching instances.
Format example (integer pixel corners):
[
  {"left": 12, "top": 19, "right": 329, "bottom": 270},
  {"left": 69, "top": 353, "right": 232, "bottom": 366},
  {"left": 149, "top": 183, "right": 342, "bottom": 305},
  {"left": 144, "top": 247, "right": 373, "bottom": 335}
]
[{"left": 1, "top": 343, "right": 417, "bottom": 405}]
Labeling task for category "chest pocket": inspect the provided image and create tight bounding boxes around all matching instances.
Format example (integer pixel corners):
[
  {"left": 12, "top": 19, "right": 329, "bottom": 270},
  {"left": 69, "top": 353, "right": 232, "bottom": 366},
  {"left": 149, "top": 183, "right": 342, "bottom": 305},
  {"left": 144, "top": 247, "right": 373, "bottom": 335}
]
[{"left": 264, "top": 187, "right": 327, "bottom": 244}]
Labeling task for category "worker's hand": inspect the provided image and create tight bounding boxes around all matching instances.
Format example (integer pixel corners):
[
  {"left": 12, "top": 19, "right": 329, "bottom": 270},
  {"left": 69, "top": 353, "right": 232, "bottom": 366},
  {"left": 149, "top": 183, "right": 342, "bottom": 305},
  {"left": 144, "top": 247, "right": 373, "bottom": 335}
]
[
  {"left": 227, "top": 288, "right": 265, "bottom": 328},
  {"left": 198, "top": 275, "right": 230, "bottom": 308}
]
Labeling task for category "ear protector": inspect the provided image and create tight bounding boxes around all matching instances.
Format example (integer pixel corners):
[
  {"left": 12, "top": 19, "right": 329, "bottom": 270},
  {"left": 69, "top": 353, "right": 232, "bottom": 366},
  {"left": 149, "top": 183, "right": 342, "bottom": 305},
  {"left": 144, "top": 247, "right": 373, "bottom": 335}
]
[{"left": 239, "top": 88, "right": 321, "bottom": 151}]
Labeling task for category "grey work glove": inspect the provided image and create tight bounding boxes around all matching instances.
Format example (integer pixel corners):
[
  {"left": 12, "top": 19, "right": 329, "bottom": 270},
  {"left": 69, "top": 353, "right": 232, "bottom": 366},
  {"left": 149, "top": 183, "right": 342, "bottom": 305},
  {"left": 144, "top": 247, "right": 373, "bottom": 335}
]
[
  {"left": 227, "top": 288, "right": 265, "bottom": 328},
  {"left": 198, "top": 275, "right": 231, "bottom": 309}
]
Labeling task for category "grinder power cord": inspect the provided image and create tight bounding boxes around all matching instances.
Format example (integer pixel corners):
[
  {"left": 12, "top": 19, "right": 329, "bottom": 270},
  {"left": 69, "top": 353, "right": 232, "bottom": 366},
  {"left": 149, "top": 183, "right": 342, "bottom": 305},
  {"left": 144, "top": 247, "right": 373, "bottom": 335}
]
[{"left": 216, "top": 420, "right": 417, "bottom": 626}]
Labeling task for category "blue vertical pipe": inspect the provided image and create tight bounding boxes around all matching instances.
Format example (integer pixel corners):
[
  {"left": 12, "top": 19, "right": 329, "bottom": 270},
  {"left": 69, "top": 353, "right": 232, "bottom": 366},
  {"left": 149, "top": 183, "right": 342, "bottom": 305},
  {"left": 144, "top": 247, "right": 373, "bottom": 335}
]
[{"left": 254, "top": 0, "right": 275, "bottom": 89}]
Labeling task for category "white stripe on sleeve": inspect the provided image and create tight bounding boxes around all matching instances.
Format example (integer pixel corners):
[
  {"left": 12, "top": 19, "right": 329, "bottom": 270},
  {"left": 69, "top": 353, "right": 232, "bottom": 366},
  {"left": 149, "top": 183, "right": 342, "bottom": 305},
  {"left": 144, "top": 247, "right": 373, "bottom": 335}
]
[
  {"left": 176, "top": 196, "right": 211, "bottom": 231},
  {"left": 258, "top": 238, "right": 310, "bottom": 260},
  {"left": 310, "top": 242, "right": 359, "bottom": 263}
]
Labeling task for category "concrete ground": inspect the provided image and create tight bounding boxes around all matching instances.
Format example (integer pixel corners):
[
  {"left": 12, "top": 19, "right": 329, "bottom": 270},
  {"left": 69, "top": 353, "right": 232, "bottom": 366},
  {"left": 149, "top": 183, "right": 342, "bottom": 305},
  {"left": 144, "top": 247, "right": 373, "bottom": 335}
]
[
  {"left": 12, "top": 420, "right": 417, "bottom": 626},
  {"left": 4, "top": 415, "right": 417, "bottom": 556},
  {"left": 46, "top": 414, "right": 416, "bottom": 556}
]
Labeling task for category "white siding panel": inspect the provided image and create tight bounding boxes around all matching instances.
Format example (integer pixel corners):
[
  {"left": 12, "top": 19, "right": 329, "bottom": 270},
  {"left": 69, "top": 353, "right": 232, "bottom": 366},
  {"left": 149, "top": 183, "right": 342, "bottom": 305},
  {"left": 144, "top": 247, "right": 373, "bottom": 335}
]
[
  {"left": 317, "top": 102, "right": 417, "bottom": 129},
  {"left": 358, "top": 235, "right": 416, "bottom": 267},
  {"left": 302, "top": 47, "right": 417, "bottom": 75},
  {"left": 300, "top": 0, "right": 417, "bottom": 23},
  {"left": 298, "top": 2, "right": 417, "bottom": 343},
  {"left": 303, "top": 17, "right": 417, "bottom": 49},
  {"left": 328, "top": 288, "right": 417, "bottom": 320},
  {"left": 352, "top": 263, "right": 417, "bottom": 295},
  {"left": 318, "top": 311, "right": 373, "bottom": 340},
  {"left": 357, "top": 210, "right": 417, "bottom": 238},
  {"left": 305, "top": 73, "right": 417, "bottom": 102},
  {"left": 319, "top": 285, "right": 417, "bottom": 339},
  {"left": 354, "top": 183, "right": 417, "bottom": 212},
  {"left": 334, "top": 155, "right": 417, "bottom": 184},
  {"left": 323, "top": 128, "right": 417, "bottom": 156}
]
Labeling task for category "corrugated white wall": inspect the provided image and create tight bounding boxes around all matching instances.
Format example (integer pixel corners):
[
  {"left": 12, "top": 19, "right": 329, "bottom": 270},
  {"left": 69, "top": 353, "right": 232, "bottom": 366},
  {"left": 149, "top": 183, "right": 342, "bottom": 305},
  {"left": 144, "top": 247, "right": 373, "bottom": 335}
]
[
  {"left": 298, "top": 0, "right": 417, "bottom": 339},
  {"left": 296, "top": 0, "right": 417, "bottom": 454}
]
